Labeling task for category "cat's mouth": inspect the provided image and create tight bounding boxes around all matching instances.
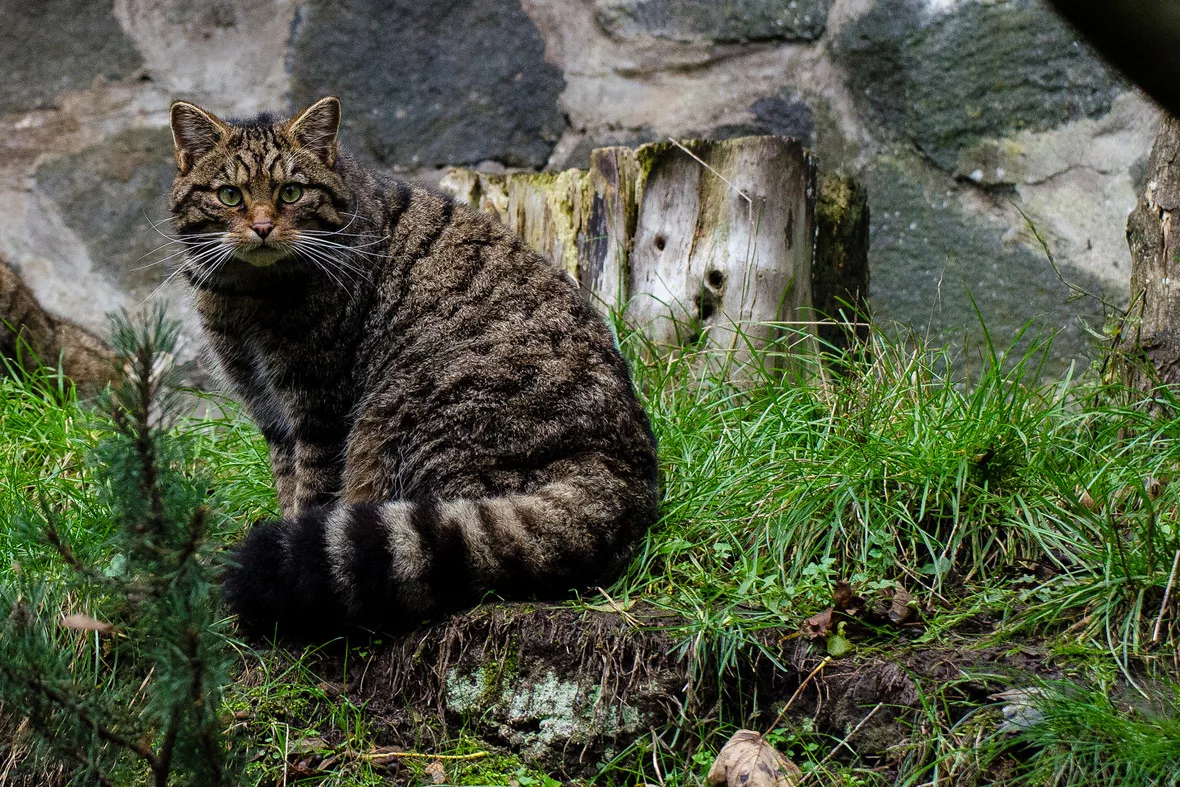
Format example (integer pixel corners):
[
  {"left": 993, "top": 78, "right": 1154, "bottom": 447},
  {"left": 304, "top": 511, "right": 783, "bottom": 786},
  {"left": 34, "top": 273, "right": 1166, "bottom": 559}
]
[{"left": 233, "top": 243, "right": 290, "bottom": 268}]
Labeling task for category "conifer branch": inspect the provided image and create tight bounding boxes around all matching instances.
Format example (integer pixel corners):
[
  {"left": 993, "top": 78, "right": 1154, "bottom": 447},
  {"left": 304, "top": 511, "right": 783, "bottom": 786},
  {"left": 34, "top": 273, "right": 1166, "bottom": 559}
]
[
  {"left": 0, "top": 659, "right": 159, "bottom": 769},
  {"left": 0, "top": 307, "right": 239, "bottom": 783}
]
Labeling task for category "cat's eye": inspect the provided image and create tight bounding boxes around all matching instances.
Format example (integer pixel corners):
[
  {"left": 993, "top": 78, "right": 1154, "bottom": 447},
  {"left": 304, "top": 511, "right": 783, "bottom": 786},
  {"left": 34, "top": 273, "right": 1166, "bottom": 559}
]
[
  {"left": 217, "top": 186, "right": 242, "bottom": 207},
  {"left": 279, "top": 183, "right": 304, "bottom": 204}
]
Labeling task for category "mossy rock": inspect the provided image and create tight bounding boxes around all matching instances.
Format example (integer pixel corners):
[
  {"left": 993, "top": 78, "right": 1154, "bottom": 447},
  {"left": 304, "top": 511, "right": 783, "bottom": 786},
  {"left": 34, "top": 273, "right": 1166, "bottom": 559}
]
[
  {"left": 835, "top": 0, "right": 1124, "bottom": 171},
  {"left": 278, "top": 602, "right": 1059, "bottom": 779}
]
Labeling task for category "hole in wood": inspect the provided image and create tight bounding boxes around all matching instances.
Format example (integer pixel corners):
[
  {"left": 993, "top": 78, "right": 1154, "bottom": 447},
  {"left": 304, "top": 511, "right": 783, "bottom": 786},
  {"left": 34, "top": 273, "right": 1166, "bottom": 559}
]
[
  {"left": 700, "top": 302, "right": 715, "bottom": 321},
  {"left": 706, "top": 270, "right": 725, "bottom": 290},
  {"left": 654, "top": 234, "right": 666, "bottom": 251}
]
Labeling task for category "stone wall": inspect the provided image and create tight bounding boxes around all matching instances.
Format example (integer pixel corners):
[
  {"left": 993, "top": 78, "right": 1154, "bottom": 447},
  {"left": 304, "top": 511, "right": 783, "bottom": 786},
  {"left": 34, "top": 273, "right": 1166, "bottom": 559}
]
[{"left": 0, "top": 0, "right": 1158, "bottom": 370}]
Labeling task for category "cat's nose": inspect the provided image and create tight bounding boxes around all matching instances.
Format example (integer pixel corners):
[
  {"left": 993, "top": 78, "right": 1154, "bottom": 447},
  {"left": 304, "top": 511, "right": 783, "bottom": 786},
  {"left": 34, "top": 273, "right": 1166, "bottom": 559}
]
[{"left": 252, "top": 221, "right": 274, "bottom": 240}]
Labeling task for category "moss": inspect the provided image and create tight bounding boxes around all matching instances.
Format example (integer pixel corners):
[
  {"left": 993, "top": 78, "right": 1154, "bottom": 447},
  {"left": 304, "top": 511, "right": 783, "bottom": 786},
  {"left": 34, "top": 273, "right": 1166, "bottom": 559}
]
[{"left": 816, "top": 173, "right": 854, "bottom": 226}]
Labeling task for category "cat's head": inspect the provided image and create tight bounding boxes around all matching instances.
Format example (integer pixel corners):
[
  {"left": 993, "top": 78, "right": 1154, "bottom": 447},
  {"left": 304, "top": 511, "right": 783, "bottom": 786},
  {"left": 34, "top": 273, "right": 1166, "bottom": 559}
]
[{"left": 168, "top": 97, "right": 353, "bottom": 277}]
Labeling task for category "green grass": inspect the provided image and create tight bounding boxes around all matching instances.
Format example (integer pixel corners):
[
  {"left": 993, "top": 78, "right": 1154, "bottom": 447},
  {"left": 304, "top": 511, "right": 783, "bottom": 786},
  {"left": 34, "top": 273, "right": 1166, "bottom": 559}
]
[
  {"left": 2, "top": 323, "right": 1180, "bottom": 785},
  {"left": 617, "top": 326, "right": 1180, "bottom": 666}
]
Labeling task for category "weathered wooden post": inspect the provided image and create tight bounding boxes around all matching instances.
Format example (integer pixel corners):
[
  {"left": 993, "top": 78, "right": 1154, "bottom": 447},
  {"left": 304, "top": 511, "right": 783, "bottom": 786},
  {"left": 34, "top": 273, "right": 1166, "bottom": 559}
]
[
  {"left": 1125, "top": 115, "right": 1180, "bottom": 396},
  {"left": 625, "top": 139, "right": 815, "bottom": 376},
  {"left": 442, "top": 136, "right": 865, "bottom": 377}
]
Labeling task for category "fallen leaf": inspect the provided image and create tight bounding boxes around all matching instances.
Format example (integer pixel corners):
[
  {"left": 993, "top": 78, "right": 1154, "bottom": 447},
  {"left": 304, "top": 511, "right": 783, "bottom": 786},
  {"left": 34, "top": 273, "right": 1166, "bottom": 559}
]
[
  {"left": 424, "top": 760, "right": 447, "bottom": 784},
  {"left": 60, "top": 614, "right": 113, "bottom": 636},
  {"left": 888, "top": 587, "right": 916, "bottom": 624},
  {"left": 832, "top": 580, "right": 864, "bottom": 614},
  {"left": 1076, "top": 485, "right": 1099, "bottom": 511},
  {"left": 802, "top": 608, "right": 833, "bottom": 640},
  {"left": 991, "top": 687, "right": 1045, "bottom": 733},
  {"left": 706, "top": 729, "right": 802, "bottom": 787}
]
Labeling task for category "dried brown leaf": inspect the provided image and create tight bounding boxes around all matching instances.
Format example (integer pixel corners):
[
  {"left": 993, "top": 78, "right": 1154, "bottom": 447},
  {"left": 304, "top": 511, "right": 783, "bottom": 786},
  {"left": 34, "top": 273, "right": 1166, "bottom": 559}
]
[
  {"left": 60, "top": 613, "right": 113, "bottom": 636},
  {"left": 888, "top": 587, "right": 915, "bottom": 624},
  {"left": 832, "top": 580, "right": 863, "bottom": 614},
  {"left": 802, "top": 608, "right": 833, "bottom": 640},
  {"left": 706, "top": 729, "right": 802, "bottom": 787},
  {"left": 424, "top": 759, "right": 447, "bottom": 784},
  {"left": 1076, "top": 485, "right": 1098, "bottom": 511}
]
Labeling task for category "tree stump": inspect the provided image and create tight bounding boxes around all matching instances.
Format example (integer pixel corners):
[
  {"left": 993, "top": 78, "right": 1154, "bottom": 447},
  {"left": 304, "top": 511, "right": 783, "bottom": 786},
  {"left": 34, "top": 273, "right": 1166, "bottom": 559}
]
[
  {"left": 1125, "top": 115, "right": 1180, "bottom": 394},
  {"left": 442, "top": 137, "right": 867, "bottom": 377},
  {"left": 814, "top": 173, "right": 871, "bottom": 356}
]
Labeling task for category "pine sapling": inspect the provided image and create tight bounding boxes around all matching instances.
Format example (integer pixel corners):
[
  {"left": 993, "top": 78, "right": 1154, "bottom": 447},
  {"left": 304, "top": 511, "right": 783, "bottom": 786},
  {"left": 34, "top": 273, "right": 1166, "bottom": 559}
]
[{"left": 0, "top": 306, "right": 241, "bottom": 786}]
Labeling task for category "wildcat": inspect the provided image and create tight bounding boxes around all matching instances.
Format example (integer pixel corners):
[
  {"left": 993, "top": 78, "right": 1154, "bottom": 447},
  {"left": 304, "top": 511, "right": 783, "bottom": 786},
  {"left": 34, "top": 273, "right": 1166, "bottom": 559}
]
[{"left": 167, "top": 97, "right": 659, "bottom": 636}]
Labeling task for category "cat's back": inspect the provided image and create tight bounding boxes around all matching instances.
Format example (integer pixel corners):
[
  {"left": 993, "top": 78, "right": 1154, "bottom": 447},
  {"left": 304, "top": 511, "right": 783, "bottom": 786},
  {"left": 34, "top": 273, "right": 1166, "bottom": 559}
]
[
  {"left": 372, "top": 183, "right": 610, "bottom": 357},
  {"left": 348, "top": 182, "right": 651, "bottom": 498}
]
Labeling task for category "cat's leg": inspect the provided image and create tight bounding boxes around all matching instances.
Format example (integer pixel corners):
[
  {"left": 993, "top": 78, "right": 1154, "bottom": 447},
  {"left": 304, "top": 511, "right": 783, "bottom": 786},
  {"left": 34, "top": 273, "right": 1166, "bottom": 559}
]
[
  {"left": 270, "top": 361, "right": 350, "bottom": 513},
  {"left": 266, "top": 436, "right": 298, "bottom": 516},
  {"left": 292, "top": 437, "right": 345, "bottom": 511},
  {"left": 203, "top": 332, "right": 302, "bottom": 515}
]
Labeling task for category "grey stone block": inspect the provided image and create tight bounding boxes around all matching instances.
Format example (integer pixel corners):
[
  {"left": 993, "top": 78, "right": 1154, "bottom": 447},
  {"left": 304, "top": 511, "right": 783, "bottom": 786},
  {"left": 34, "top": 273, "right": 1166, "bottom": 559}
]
[
  {"left": 36, "top": 129, "right": 177, "bottom": 297},
  {"left": 596, "top": 0, "right": 830, "bottom": 43},
  {"left": 710, "top": 89, "right": 816, "bottom": 146},
  {"left": 836, "top": 0, "right": 1124, "bottom": 171},
  {"left": 291, "top": 0, "right": 566, "bottom": 169},
  {"left": 0, "top": 0, "right": 143, "bottom": 114},
  {"left": 866, "top": 158, "right": 1111, "bottom": 372}
]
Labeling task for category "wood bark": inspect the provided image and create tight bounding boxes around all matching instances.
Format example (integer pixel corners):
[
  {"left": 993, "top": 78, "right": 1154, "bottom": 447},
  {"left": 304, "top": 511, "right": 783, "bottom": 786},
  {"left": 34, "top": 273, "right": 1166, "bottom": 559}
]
[
  {"left": 1125, "top": 115, "right": 1180, "bottom": 394},
  {"left": 443, "top": 136, "right": 868, "bottom": 376},
  {"left": 813, "top": 173, "right": 870, "bottom": 356}
]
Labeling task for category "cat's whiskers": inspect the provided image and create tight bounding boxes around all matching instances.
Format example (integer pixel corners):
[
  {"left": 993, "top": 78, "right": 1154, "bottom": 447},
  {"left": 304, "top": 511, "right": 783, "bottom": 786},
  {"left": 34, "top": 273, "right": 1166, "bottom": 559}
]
[
  {"left": 187, "top": 243, "right": 238, "bottom": 294},
  {"left": 296, "top": 233, "right": 388, "bottom": 258},
  {"left": 191, "top": 246, "right": 237, "bottom": 293},
  {"left": 290, "top": 238, "right": 371, "bottom": 293},
  {"left": 141, "top": 210, "right": 194, "bottom": 245},
  {"left": 292, "top": 243, "right": 351, "bottom": 292},
  {"left": 139, "top": 241, "right": 236, "bottom": 305},
  {"left": 133, "top": 235, "right": 226, "bottom": 271},
  {"left": 291, "top": 242, "right": 360, "bottom": 287},
  {"left": 293, "top": 236, "right": 375, "bottom": 276}
]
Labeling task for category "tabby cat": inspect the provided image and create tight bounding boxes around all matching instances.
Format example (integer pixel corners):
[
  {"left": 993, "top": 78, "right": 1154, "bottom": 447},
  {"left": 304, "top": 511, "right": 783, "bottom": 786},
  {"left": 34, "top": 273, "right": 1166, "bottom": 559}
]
[{"left": 167, "top": 97, "right": 659, "bottom": 636}]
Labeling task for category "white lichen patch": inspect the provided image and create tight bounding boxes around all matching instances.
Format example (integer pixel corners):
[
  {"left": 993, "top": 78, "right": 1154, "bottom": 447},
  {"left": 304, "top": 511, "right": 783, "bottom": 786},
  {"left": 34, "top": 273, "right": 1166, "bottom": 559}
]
[
  {"left": 924, "top": 0, "right": 966, "bottom": 16},
  {"left": 445, "top": 667, "right": 645, "bottom": 759},
  {"left": 445, "top": 667, "right": 493, "bottom": 714}
]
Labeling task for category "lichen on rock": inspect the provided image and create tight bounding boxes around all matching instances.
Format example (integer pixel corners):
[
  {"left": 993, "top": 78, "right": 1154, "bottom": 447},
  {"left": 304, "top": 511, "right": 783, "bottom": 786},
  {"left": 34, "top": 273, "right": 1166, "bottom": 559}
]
[{"left": 447, "top": 666, "right": 646, "bottom": 759}]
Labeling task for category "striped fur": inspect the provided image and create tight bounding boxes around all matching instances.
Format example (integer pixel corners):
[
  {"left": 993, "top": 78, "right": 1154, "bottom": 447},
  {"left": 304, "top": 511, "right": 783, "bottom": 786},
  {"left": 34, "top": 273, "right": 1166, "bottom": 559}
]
[{"left": 168, "top": 98, "right": 659, "bottom": 636}]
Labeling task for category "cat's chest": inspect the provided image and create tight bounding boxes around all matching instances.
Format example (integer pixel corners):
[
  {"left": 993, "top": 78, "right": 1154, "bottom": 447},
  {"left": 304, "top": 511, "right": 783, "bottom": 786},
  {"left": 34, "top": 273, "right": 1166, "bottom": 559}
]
[{"left": 223, "top": 337, "right": 295, "bottom": 432}]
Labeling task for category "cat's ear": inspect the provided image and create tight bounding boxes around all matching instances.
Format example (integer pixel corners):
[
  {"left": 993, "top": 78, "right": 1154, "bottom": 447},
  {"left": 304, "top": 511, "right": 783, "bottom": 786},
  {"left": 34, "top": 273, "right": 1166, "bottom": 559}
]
[
  {"left": 170, "top": 101, "right": 228, "bottom": 174},
  {"left": 288, "top": 96, "right": 341, "bottom": 167}
]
